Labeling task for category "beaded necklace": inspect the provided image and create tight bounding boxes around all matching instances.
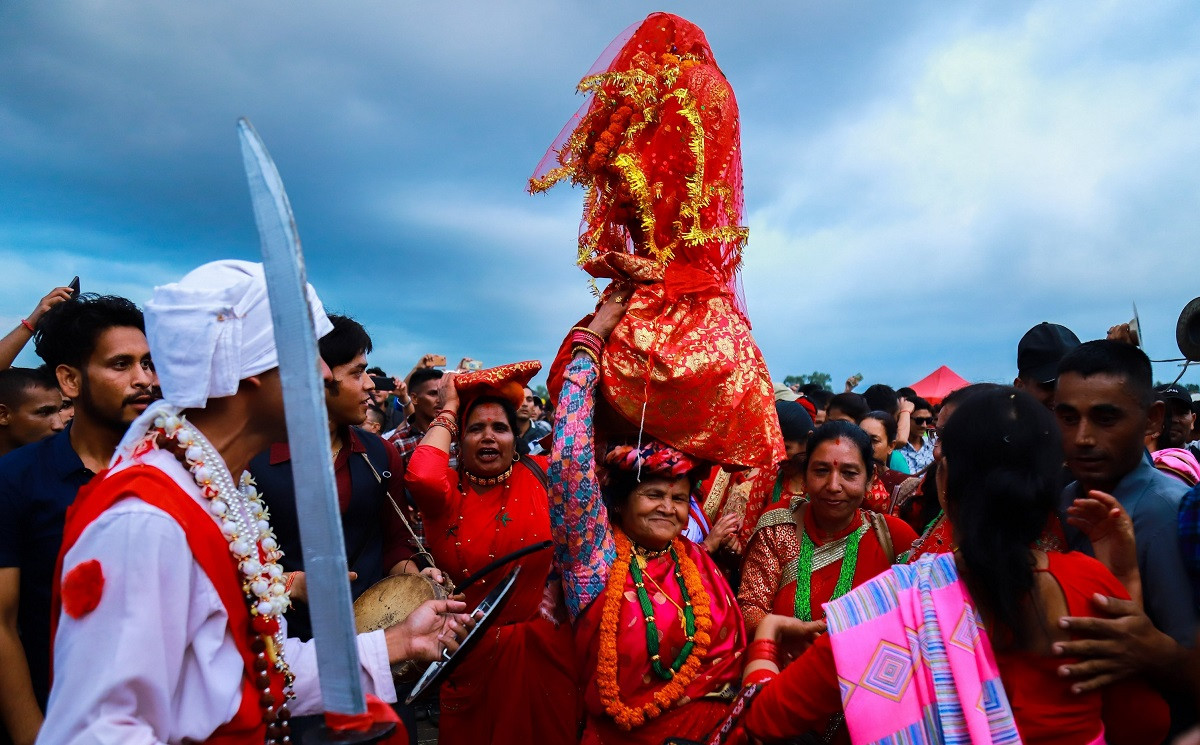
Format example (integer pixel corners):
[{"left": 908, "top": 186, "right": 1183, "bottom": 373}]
[
  {"left": 151, "top": 411, "right": 294, "bottom": 742},
  {"left": 793, "top": 516, "right": 865, "bottom": 622},
  {"left": 627, "top": 543, "right": 696, "bottom": 680},
  {"left": 451, "top": 469, "right": 519, "bottom": 585}
]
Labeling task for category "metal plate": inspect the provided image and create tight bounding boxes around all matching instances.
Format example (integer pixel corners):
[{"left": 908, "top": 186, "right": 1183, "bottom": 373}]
[{"left": 405, "top": 567, "right": 522, "bottom": 704}]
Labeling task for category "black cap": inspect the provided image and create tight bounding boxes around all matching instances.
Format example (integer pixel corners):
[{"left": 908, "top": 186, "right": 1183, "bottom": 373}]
[
  {"left": 1155, "top": 383, "right": 1192, "bottom": 409},
  {"left": 1017, "top": 322, "right": 1081, "bottom": 384}
]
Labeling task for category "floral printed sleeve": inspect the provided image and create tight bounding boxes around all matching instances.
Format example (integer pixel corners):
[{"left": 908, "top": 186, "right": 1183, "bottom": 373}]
[{"left": 548, "top": 355, "right": 616, "bottom": 620}]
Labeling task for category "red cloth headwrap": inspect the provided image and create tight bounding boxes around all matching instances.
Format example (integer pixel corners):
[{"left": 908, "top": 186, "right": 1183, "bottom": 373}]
[
  {"left": 454, "top": 360, "right": 541, "bottom": 425},
  {"left": 602, "top": 441, "right": 698, "bottom": 486}
]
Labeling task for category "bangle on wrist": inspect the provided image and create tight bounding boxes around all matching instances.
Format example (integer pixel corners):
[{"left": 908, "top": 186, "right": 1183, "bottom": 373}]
[
  {"left": 571, "top": 325, "right": 604, "bottom": 343},
  {"left": 284, "top": 572, "right": 299, "bottom": 593},
  {"left": 573, "top": 345, "right": 600, "bottom": 366},
  {"left": 430, "top": 414, "right": 459, "bottom": 439},
  {"left": 747, "top": 638, "right": 778, "bottom": 664},
  {"left": 20, "top": 318, "right": 35, "bottom": 334}
]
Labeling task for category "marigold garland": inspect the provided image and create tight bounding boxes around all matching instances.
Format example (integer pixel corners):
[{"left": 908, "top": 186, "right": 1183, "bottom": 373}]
[{"left": 597, "top": 529, "right": 713, "bottom": 730}]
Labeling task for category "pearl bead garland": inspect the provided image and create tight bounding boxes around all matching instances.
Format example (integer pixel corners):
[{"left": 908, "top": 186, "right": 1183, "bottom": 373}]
[{"left": 150, "top": 411, "right": 295, "bottom": 737}]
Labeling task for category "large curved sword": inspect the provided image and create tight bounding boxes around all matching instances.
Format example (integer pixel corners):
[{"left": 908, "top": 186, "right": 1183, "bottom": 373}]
[{"left": 237, "top": 118, "right": 366, "bottom": 718}]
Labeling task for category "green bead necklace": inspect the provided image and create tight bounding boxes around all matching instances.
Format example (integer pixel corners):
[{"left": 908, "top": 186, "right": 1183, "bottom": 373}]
[
  {"left": 793, "top": 522, "right": 865, "bottom": 622},
  {"left": 627, "top": 544, "right": 696, "bottom": 681}
]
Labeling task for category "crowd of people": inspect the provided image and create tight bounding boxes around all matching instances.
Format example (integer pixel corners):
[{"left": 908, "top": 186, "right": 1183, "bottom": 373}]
[
  {"left": 2, "top": 271, "right": 1199, "bottom": 745},
  {"left": 2, "top": 9, "right": 1200, "bottom": 745}
]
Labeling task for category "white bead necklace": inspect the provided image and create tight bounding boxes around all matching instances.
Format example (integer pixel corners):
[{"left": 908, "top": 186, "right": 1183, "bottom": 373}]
[{"left": 150, "top": 411, "right": 295, "bottom": 704}]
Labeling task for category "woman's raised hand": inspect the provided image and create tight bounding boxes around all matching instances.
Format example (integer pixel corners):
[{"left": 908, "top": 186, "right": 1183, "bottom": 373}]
[
  {"left": 587, "top": 284, "right": 633, "bottom": 341},
  {"left": 437, "top": 370, "right": 460, "bottom": 411},
  {"left": 702, "top": 512, "right": 742, "bottom": 555}
]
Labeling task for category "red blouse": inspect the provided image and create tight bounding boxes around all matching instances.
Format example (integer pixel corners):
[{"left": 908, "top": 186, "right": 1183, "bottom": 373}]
[
  {"left": 744, "top": 551, "right": 1169, "bottom": 745},
  {"left": 405, "top": 445, "right": 581, "bottom": 745}
]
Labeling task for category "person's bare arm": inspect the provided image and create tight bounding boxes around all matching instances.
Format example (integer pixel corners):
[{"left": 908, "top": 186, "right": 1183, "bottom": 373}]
[
  {"left": 392, "top": 378, "right": 415, "bottom": 419},
  {"left": 893, "top": 398, "right": 914, "bottom": 447},
  {"left": 403, "top": 354, "right": 445, "bottom": 386},
  {"left": 0, "top": 568, "right": 42, "bottom": 745},
  {"left": 0, "top": 287, "right": 73, "bottom": 371}
]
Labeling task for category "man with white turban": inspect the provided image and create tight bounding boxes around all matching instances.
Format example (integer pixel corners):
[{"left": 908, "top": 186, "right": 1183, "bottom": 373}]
[{"left": 38, "top": 261, "right": 471, "bottom": 745}]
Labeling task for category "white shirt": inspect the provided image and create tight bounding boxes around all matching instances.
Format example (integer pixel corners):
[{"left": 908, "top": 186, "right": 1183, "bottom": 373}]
[{"left": 38, "top": 448, "right": 396, "bottom": 745}]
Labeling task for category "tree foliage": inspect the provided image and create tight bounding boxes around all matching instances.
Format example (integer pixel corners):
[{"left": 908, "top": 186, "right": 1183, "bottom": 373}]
[{"left": 783, "top": 371, "right": 832, "bottom": 390}]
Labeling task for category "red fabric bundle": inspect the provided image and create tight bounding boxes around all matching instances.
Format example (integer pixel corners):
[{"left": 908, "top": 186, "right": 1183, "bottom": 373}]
[{"left": 535, "top": 14, "right": 782, "bottom": 469}]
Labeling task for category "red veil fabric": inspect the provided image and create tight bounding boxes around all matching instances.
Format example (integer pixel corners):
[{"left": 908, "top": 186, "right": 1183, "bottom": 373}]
[{"left": 534, "top": 13, "right": 782, "bottom": 470}]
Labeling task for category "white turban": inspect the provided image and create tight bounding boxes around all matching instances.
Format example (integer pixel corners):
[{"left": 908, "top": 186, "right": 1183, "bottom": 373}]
[{"left": 145, "top": 259, "right": 333, "bottom": 408}]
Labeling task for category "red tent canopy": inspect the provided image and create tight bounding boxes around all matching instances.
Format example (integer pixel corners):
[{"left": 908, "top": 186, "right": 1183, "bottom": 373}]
[{"left": 908, "top": 365, "right": 970, "bottom": 405}]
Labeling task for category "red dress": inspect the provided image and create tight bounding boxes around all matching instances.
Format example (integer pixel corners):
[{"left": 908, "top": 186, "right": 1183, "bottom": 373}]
[
  {"left": 405, "top": 446, "right": 581, "bottom": 745},
  {"left": 743, "top": 551, "right": 1169, "bottom": 745},
  {"left": 735, "top": 464, "right": 805, "bottom": 545},
  {"left": 574, "top": 539, "right": 746, "bottom": 745}
]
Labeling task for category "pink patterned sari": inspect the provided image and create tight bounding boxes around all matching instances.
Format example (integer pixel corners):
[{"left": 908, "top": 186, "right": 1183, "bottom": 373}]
[{"left": 824, "top": 553, "right": 1029, "bottom": 745}]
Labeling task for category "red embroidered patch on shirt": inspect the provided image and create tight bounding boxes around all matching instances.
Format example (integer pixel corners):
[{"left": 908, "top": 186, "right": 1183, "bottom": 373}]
[{"left": 62, "top": 559, "right": 105, "bottom": 619}]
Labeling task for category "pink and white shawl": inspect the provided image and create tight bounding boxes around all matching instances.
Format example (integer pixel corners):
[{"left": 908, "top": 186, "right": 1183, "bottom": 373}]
[{"left": 824, "top": 553, "right": 1024, "bottom": 745}]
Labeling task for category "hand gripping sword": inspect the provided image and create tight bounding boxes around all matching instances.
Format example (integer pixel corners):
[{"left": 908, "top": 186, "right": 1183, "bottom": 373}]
[{"left": 238, "top": 118, "right": 394, "bottom": 743}]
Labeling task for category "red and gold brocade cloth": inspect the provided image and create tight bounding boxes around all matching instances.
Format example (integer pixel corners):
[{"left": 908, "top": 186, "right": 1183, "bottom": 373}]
[
  {"left": 575, "top": 539, "right": 746, "bottom": 745},
  {"left": 453, "top": 360, "right": 541, "bottom": 422},
  {"left": 864, "top": 475, "right": 891, "bottom": 515},
  {"left": 545, "top": 268, "right": 782, "bottom": 470},
  {"left": 534, "top": 12, "right": 783, "bottom": 470},
  {"left": 602, "top": 275, "right": 780, "bottom": 469},
  {"left": 699, "top": 463, "right": 804, "bottom": 546},
  {"left": 530, "top": 14, "right": 748, "bottom": 281}
]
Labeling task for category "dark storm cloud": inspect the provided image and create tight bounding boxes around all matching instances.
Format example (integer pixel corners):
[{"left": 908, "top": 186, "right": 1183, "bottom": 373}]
[{"left": 1, "top": 0, "right": 1198, "bottom": 391}]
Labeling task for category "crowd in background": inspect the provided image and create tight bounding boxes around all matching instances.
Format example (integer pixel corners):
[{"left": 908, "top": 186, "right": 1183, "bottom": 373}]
[{"left": 1, "top": 278, "right": 1199, "bottom": 745}]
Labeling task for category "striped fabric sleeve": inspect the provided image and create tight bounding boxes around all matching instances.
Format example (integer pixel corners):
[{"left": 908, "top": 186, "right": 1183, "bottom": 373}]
[{"left": 548, "top": 355, "right": 616, "bottom": 619}]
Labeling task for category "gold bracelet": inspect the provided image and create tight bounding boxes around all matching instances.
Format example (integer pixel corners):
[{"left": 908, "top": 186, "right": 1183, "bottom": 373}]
[{"left": 573, "top": 345, "right": 600, "bottom": 366}]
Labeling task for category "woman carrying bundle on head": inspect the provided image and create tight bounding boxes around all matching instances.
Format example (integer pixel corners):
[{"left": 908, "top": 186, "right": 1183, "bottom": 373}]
[
  {"left": 534, "top": 12, "right": 784, "bottom": 743},
  {"left": 549, "top": 294, "right": 747, "bottom": 745},
  {"left": 404, "top": 362, "right": 580, "bottom": 745},
  {"left": 737, "top": 387, "right": 1168, "bottom": 745}
]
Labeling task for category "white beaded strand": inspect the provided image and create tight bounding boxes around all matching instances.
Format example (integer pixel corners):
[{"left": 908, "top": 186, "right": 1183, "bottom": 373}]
[{"left": 150, "top": 412, "right": 296, "bottom": 701}]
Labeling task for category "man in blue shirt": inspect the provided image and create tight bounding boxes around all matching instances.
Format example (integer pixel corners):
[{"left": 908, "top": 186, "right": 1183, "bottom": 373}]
[
  {"left": 0, "top": 294, "right": 155, "bottom": 745},
  {"left": 896, "top": 396, "right": 936, "bottom": 473},
  {"left": 1055, "top": 340, "right": 1197, "bottom": 645}
]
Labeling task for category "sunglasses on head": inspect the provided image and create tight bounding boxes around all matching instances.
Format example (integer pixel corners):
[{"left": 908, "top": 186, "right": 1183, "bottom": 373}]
[{"left": 912, "top": 416, "right": 935, "bottom": 425}]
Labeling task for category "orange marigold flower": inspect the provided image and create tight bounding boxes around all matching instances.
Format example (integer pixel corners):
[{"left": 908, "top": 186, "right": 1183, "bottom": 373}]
[{"left": 595, "top": 530, "right": 713, "bottom": 731}]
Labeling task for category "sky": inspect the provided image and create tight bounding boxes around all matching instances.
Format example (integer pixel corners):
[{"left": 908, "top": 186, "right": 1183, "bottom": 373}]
[{"left": 2, "top": 1, "right": 1198, "bottom": 390}]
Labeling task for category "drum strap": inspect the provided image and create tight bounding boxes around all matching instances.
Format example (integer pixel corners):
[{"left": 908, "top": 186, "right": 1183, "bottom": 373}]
[{"left": 356, "top": 448, "right": 438, "bottom": 570}]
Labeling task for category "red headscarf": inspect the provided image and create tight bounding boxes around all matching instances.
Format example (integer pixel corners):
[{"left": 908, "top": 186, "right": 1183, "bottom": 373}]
[{"left": 530, "top": 12, "right": 746, "bottom": 299}]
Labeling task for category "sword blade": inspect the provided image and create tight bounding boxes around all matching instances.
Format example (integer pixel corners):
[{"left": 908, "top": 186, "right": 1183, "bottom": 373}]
[{"left": 237, "top": 117, "right": 366, "bottom": 716}]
